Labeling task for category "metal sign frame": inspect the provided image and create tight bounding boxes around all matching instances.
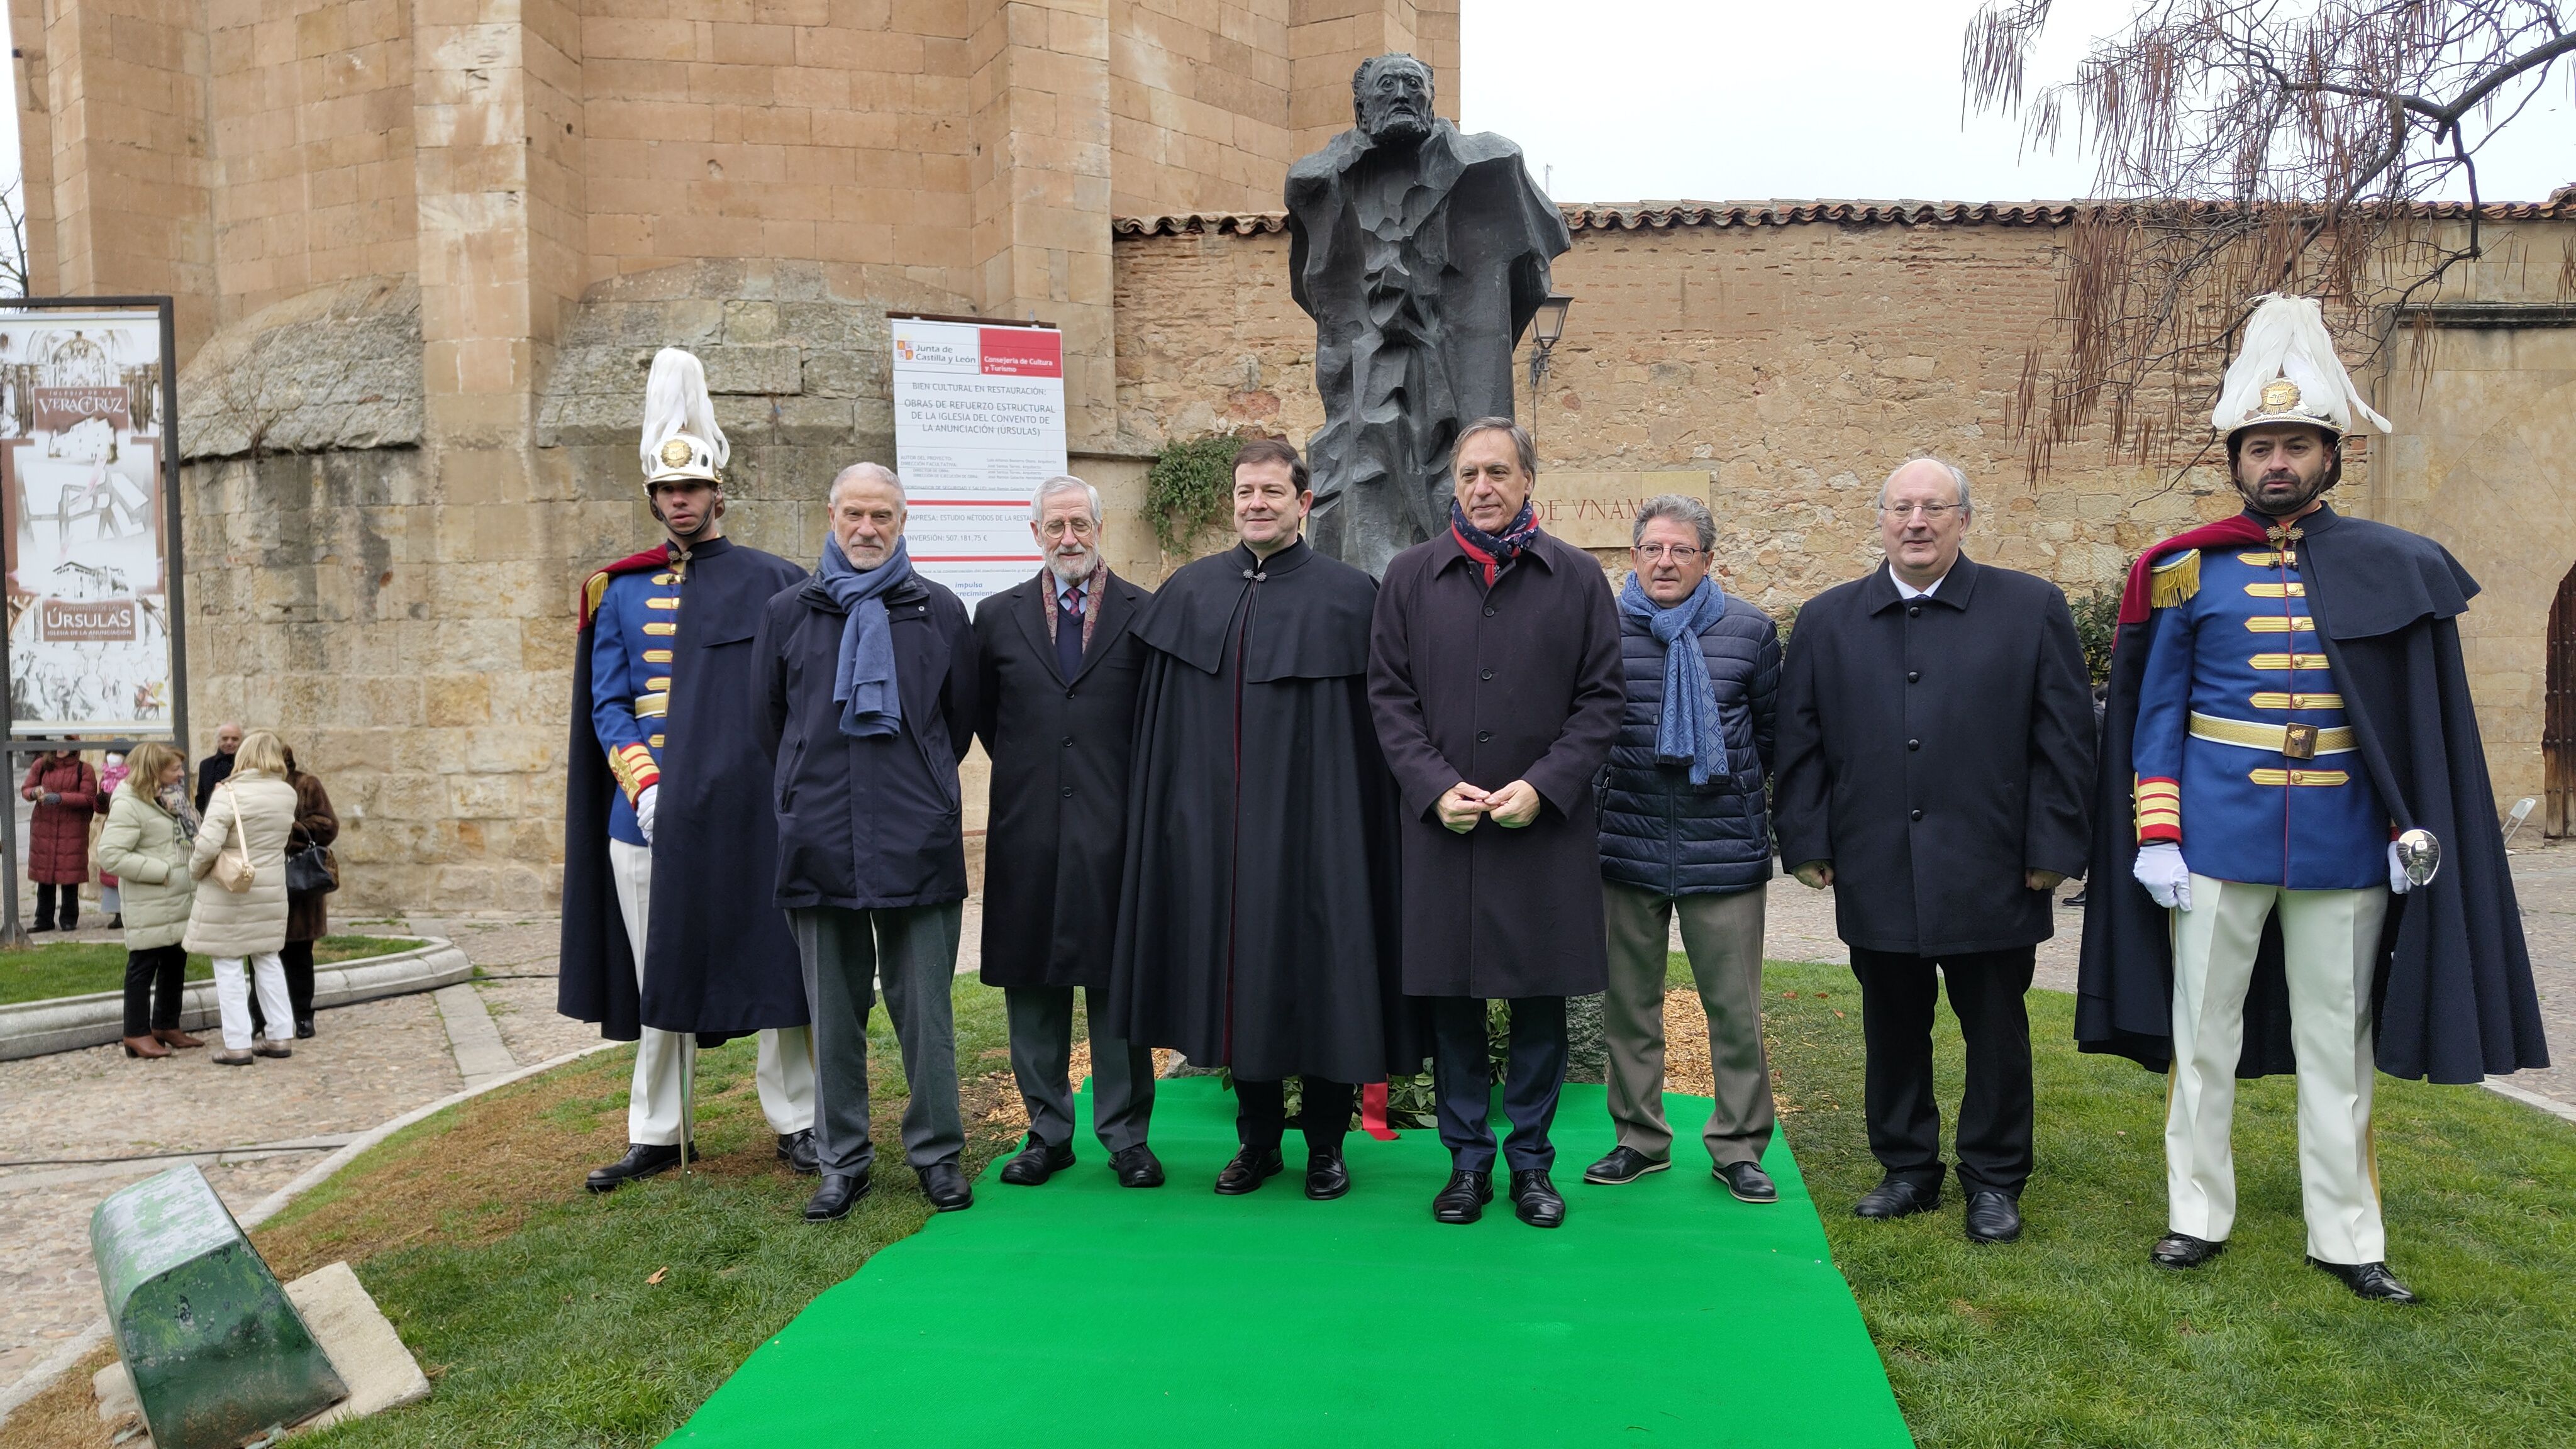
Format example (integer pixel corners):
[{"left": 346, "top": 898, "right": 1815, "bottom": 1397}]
[{"left": 0, "top": 296, "right": 187, "bottom": 948}]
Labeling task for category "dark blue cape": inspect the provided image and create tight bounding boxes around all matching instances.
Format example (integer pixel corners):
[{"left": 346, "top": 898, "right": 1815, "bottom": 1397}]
[
  {"left": 2077, "top": 504, "right": 2550, "bottom": 1082},
  {"left": 558, "top": 536, "right": 811, "bottom": 1041}
]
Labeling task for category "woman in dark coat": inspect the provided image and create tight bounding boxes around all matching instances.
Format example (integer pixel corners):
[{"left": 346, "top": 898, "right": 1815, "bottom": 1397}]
[
  {"left": 254, "top": 745, "right": 336, "bottom": 1040},
  {"left": 20, "top": 747, "right": 98, "bottom": 932}
]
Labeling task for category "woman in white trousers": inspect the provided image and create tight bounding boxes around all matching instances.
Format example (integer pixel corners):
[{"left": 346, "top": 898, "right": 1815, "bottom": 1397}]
[{"left": 184, "top": 730, "right": 300, "bottom": 1065}]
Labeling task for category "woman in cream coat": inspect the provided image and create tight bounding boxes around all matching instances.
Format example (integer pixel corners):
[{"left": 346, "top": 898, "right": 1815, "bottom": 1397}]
[{"left": 186, "top": 729, "right": 299, "bottom": 1065}]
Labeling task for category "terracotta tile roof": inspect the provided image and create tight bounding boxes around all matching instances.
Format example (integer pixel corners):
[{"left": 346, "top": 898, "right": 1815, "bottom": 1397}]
[{"left": 1113, "top": 196, "right": 2576, "bottom": 236}]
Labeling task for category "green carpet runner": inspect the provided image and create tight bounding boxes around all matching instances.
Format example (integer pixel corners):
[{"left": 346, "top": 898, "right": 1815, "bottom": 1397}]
[{"left": 668, "top": 1078, "right": 1911, "bottom": 1446}]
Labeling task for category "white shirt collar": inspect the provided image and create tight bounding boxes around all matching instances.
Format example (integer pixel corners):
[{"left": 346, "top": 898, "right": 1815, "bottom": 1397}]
[{"left": 1890, "top": 569, "right": 1948, "bottom": 599}]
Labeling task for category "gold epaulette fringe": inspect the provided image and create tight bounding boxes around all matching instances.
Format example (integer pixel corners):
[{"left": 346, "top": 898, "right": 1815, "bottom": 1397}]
[{"left": 2148, "top": 549, "right": 2200, "bottom": 609}]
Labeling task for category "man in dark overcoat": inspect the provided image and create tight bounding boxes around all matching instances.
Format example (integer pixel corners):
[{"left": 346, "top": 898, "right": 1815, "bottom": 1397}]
[
  {"left": 560, "top": 347, "right": 814, "bottom": 1197},
  {"left": 973, "top": 475, "right": 1163, "bottom": 1191},
  {"left": 757, "top": 462, "right": 980, "bottom": 1223},
  {"left": 1368, "top": 417, "right": 1624, "bottom": 1230},
  {"left": 1773, "top": 457, "right": 2093, "bottom": 1245},
  {"left": 1109, "top": 437, "right": 1416, "bottom": 1202}
]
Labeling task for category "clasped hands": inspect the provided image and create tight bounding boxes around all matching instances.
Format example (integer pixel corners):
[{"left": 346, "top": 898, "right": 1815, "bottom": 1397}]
[{"left": 1436, "top": 779, "right": 1541, "bottom": 834}]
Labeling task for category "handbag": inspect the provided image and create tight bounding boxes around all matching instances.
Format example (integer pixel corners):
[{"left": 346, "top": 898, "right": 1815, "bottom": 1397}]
[
  {"left": 211, "top": 783, "right": 257, "bottom": 894},
  {"left": 286, "top": 842, "right": 338, "bottom": 894}
]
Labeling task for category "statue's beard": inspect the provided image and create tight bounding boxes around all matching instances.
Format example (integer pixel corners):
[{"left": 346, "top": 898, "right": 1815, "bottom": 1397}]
[{"left": 1365, "top": 111, "right": 1432, "bottom": 148}]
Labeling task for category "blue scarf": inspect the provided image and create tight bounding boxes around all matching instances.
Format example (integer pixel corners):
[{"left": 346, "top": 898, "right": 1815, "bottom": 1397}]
[
  {"left": 1618, "top": 572, "right": 1733, "bottom": 787},
  {"left": 818, "top": 533, "right": 914, "bottom": 738}
]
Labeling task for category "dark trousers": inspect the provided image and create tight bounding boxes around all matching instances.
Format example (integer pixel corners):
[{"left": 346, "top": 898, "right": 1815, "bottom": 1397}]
[
  {"left": 248, "top": 940, "right": 317, "bottom": 1037},
  {"left": 1236, "top": 1077, "right": 1354, "bottom": 1158},
  {"left": 34, "top": 882, "right": 77, "bottom": 930},
  {"left": 121, "top": 944, "right": 186, "bottom": 1036},
  {"left": 1848, "top": 945, "right": 2036, "bottom": 1198},
  {"left": 1005, "top": 984, "right": 1153, "bottom": 1153},
  {"left": 1430, "top": 996, "right": 1568, "bottom": 1174}
]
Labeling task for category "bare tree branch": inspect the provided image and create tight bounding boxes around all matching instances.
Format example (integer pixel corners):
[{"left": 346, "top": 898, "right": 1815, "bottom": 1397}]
[{"left": 1963, "top": 1, "right": 2576, "bottom": 482}]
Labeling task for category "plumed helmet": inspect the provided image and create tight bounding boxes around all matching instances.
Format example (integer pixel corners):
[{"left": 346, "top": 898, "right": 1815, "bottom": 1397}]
[
  {"left": 2211, "top": 294, "right": 2392, "bottom": 441},
  {"left": 640, "top": 348, "right": 729, "bottom": 486}
]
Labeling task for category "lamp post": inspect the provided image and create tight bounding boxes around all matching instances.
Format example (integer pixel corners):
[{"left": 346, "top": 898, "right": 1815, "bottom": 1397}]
[{"left": 1526, "top": 292, "right": 1572, "bottom": 449}]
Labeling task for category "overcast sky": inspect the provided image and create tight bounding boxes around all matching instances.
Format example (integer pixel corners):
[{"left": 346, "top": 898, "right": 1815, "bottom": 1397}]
[
  {"left": 1461, "top": 0, "right": 2576, "bottom": 207},
  {"left": 0, "top": 3, "right": 2565, "bottom": 222}
]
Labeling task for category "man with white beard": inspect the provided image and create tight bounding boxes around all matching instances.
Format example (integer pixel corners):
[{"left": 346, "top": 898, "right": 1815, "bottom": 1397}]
[{"left": 970, "top": 475, "right": 1165, "bottom": 1188}]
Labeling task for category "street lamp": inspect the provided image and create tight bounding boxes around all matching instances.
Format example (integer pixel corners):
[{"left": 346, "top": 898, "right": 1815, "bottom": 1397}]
[
  {"left": 1526, "top": 292, "right": 1572, "bottom": 450},
  {"left": 1529, "top": 292, "right": 1572, "bottom": 392}
]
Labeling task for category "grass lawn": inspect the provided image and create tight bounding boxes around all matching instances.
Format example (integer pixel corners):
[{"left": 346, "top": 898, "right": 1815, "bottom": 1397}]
[
  {"left": 4, "top": 962, "right": 2570, "bottom": 1448},
  {"left": 0, "top": 935, "right": 423, "bottom": 1006}
]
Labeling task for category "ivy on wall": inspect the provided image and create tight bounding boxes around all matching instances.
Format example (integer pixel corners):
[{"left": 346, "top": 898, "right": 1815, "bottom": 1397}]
[{"left": 1143, "top": 433, "right": 1246, "bottom": 555}]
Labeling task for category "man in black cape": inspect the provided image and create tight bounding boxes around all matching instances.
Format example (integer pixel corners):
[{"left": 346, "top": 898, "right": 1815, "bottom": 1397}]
[
  {"left": 2079, "top": 296, "right": 2548, "bottom": 1302},
  {"left": 560, "top": 347, "right": 816, "bottom": 1194},
  {"left": 1109, "top": 436, "right": 1418, "bottom": 1200},
  {"left": 1286, "top": 52, "right": 1568, "bottom": 578}
]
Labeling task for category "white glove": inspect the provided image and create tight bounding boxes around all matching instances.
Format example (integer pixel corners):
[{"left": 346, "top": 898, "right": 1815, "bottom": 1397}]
[
  {"left": 2133, "top": 842, "right": 2192, "bottom": 911},
  {"left": 636, "top": 784, "right": 658, "bottom": 844},
  {"left": 2387, "top": 841, "right": 2411, "bottom": 896}
]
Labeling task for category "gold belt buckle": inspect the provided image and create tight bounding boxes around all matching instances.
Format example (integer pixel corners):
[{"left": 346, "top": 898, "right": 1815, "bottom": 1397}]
[{"left": 2282, "top": 723, "right": 2319, "bottom": 761}]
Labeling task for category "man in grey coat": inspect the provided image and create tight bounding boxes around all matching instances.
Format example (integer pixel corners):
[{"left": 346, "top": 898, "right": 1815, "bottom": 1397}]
[
  {"left": 757, "top": 463, "right": 980, "bottom": 1223},
  {"left": 1587, "top": 494, "right": 1784, "bottom": 1204}
]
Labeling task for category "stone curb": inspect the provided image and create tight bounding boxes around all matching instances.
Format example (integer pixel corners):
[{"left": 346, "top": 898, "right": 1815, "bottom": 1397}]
[
  {"left": 0, "top": 1035, "right": 626, "bottom": 1430},
  {"left": 2482, "top": 1075, "right": 2576, "bottom": 1124},
  {"left": 0, "top": 939, "right": 472, "bottom": 1062}
]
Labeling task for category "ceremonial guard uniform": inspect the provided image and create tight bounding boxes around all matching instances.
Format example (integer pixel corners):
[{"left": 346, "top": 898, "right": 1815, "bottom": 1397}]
[
  {"left": 2080, "top": 296, "right": 2549, "bottom": 1300},
  {"left": 560, "top": 348, "right": 818, "bottom": 1192}
]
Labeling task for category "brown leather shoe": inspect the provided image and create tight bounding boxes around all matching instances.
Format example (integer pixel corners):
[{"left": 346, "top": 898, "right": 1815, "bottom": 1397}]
[
  {"left": 154, "top": 1028, "right": 206, "bottom": 1049},
  {"left": 252, "top": 1040, "right": 293, "bottom": 1059},
  {"left": 122, "top": 1035, "right": 170, "bottom": 1059}
]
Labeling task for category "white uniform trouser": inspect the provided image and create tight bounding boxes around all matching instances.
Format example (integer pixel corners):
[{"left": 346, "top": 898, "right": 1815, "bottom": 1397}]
[
  {"left": 2166, "top": 873, "right": 2389, "bottom": 1265},
  {"left": 608, "top": 840, "right": 815, "bottom": 1146}
]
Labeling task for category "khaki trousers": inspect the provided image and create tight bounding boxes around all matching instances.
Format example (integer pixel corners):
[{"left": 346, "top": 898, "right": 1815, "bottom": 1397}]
[
  {"left": 609, "top": 840, "right": 816, "bottom": 1147},
  {"left": 2166, "top": 873, "right": 2387, "bottom": 1265},
  {"left": 1601, "top": 880, "right": 1774, "bottom": 1166}
]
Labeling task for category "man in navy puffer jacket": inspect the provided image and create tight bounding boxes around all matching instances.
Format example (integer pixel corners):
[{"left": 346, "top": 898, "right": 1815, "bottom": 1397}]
[{"left": 1585, "top": 494, "right": 1784, "bottom": 1203}]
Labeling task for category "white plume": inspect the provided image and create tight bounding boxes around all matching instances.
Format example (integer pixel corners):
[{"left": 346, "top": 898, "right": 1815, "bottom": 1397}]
[
  {"left": 640, "top": 347, "right": 729, "bottom": 472},
  {"left": 2210, "top": 294, "right": 2392, "bottom": 435}
]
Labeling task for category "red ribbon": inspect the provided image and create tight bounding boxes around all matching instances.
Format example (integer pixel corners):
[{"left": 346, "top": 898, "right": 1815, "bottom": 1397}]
[{"left": 1360, "top": 1082, "right": 1397, "bottom": 1140}]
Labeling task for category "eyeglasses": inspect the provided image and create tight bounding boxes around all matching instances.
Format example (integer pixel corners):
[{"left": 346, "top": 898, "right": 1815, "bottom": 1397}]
[
  {"left": 1879, "top": 502, "right": 1963, "bottom": 521},
  {"left": 1632, "top": 543, "right": 1705, "bottom": 564},
  {"left": 1039, "top": 518, "right": 1096, "bottom": 539}
]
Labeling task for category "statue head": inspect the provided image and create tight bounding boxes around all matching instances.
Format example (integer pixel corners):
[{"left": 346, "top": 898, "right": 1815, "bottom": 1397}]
[{"left": 1353, "top": 53, "right": 1435, "bottom": 150}]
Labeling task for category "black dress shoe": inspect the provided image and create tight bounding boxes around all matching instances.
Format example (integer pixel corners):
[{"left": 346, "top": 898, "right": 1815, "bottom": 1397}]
[
  {"left": 917, "top": 1160, "right": 973, "bottom": 1211},
  {"left": 1000, "top": 1136, "right": 1075, "bottom": 1185},
  {"left": 804, "top": 1170, "right": 871, "bottom": 1221},
  {"left": 1853, "top": 1177, "right": 1940, "bottom": 1219},
  {"left": 585, "top": 1141, "right": 689, "bottom": 1194},
  {"left": 776, "top": 1129, "right": 820, "bottom": 1176},
  {"left": 1716, "top": 1160, "right": 1779, "bottom": 1203},
  {"left": 1214, "top": 1146, "right": 1285, "bottom": 1195},
  {"left": 1963, "top": 1190, "right": 2023, "bottom": 1243},
  {"left": 1110, "top": 1144, "right": 1165, "bottom": 1187},
  {"left": 2151, "top": 1232, "right": 2225, "bottom": 1269},
  {"left": 1511, "top": 1169, "right": 1566, "bottom": 1228},
  {"left": 1304, "top": 1149, "right": 1351, "bottom": 1200},
  {"left": 294, "top": 1017, "right": 316, "bottom": 1040},
  {"left": 2309, "top": 1257, "right": 2417, "bottom": 1304},
  {"left": 1433, "top": 1169, "right": 1493, "bottom": 1224},
  {"left": 1582, "top": 1146, "right": 1668, "bottom": 1185}
]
